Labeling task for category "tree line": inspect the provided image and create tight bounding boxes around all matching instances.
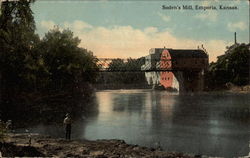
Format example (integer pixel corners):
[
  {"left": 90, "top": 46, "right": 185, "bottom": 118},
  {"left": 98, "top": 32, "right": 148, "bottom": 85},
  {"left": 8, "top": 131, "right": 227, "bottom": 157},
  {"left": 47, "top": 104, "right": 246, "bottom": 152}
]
[
  {"left": 0, "top": 0, "right": 99, "bottom": 108},
  {"left": 206, "top": 43, "right": 250, "bottom": 90}
]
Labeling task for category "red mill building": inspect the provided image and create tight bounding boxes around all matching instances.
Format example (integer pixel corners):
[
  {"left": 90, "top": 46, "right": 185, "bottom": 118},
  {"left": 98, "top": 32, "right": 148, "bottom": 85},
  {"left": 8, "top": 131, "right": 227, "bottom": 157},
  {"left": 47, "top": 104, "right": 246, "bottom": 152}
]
[{"left": 141, "top": 48, "right": 209, "bottom": 92}]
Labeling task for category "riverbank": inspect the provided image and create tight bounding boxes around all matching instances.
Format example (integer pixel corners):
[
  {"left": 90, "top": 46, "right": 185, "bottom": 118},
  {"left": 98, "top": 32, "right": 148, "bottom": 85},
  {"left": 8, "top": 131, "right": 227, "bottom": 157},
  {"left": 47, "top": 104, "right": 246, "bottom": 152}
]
[
  {"left": 1, "top": 133, "right": 196, "bottom": 157},
  {"left": 206, "top": 83, "right": 250, "bottom": 93},
  {"left": 226, "top": 84, "right": 250, "bottom": 93}
]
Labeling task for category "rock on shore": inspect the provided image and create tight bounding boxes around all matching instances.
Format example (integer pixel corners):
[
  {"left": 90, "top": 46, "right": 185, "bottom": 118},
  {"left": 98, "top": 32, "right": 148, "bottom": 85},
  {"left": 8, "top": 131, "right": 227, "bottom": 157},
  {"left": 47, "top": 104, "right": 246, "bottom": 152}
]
[{"left": 1, "top": 133, "right": 196, "bottom": 158}]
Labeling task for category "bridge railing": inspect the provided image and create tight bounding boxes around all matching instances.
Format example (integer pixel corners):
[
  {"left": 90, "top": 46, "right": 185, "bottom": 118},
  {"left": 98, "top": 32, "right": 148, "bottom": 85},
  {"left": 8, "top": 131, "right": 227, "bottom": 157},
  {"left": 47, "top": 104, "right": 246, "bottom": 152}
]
[{"left": 96, "top": 58, "right": 173, "bottom": 72}]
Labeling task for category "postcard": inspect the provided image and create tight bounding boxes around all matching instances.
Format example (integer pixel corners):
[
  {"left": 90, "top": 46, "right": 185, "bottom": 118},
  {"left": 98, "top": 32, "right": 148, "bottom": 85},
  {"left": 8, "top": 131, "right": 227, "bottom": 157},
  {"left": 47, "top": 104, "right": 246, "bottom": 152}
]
[{"left": 0, "top": 0, "right": 249, "bottom": 157}]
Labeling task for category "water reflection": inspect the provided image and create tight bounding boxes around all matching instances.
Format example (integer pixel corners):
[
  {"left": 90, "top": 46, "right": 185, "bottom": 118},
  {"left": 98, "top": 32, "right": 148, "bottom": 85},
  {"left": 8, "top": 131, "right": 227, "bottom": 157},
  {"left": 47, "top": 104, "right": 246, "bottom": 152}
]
[
  {"left": 24, "top": 90, "right": 250, "bottom": 157},
  {"left": 84, "top": 90, "right": 250, "bottom": 158},
  {"left": 160, "top": 93, "right": 250, "bottom": 157},
  {"left": 17, "top": 96, "right": 99, "bottom": 139}
]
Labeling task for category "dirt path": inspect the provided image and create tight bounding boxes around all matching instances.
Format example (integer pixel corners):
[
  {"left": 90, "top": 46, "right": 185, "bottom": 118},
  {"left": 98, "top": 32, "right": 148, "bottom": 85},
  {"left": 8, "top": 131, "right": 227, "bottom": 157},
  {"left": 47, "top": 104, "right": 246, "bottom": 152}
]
[{"left": 1, "top": 133, "right": 196, "bottom": 158}]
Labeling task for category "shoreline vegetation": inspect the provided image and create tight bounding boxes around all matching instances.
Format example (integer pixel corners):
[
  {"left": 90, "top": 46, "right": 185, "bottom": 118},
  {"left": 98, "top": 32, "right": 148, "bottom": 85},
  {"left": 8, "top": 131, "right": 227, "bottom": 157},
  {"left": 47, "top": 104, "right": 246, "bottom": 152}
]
[
  {"left": 1, "top": 133, "right": 197, "bottom": 158},
  {"left": 94, "top": 83, "right": 250, "bottom": 93}
]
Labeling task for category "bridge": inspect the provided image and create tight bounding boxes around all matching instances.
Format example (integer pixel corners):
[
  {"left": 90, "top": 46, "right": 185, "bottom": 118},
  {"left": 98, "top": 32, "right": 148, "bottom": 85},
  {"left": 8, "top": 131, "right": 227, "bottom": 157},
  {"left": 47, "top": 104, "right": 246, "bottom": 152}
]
[
  {"left": 96, "top": 48, "right": 209, "bottom": 92},
  {"left": 97, "top": 58, "right": 175, "bottom": 72}
]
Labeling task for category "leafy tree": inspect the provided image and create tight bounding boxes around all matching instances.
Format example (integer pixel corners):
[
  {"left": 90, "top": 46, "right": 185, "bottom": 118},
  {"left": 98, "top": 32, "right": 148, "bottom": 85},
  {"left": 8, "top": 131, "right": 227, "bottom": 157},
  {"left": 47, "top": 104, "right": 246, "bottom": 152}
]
[
  {"left": 39, "top": 28, "right": 99, "bottom": 92},
  {"left": 0, "top": 0, "right": 43, "bottom": 95},
  {"left": 207, "top": 43, "right": 250, "bottom": 88},
  {"left": 0, "top": 0, "right": 99, "bottom": 110},
  {"left": 123, "top": 58, "right": 146, "bottom": 84},
  {"left": 108, "top": 58, "right": 126, "bottom": 72},
  {"left": 0, "top": 0, "right": 99, "bottom": 125}
]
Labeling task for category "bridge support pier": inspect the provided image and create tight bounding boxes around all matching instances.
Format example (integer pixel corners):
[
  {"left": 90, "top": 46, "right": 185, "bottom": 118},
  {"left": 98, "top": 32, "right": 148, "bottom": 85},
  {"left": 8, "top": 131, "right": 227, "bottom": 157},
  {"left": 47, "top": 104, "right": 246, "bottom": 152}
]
[{"left": 174, "top": 70, "right": 205, "bottom": 93}]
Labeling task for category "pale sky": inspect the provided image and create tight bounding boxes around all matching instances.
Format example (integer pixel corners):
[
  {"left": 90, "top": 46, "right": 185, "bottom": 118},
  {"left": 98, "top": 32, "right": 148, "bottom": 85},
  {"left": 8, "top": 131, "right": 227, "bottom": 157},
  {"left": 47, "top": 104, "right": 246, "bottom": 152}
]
[{"left": 31, "top": 0, "right": 249, "bottom": 62}]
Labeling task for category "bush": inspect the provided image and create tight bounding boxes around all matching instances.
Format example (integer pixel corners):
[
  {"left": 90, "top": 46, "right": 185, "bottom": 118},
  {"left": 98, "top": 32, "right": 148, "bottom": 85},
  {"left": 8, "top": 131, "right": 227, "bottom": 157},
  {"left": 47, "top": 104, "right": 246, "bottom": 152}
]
[{"left": 0, "top": 121, "right": 6, "bottom": 142}]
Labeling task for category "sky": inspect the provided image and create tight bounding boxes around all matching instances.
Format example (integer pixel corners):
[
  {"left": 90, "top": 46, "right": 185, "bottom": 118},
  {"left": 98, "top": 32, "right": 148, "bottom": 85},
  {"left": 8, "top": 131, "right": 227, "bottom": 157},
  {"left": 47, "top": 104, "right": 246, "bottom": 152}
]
[{"left": 31, "top": 0, "right": 249, "bottom": 62}]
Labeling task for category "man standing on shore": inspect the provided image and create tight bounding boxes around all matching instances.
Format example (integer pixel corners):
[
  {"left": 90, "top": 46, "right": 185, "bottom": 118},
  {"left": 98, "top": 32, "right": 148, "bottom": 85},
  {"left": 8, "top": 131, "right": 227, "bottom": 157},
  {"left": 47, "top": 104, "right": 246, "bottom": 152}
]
[{"left": 63, "top": 113, "right": 72, "bottom": 140}]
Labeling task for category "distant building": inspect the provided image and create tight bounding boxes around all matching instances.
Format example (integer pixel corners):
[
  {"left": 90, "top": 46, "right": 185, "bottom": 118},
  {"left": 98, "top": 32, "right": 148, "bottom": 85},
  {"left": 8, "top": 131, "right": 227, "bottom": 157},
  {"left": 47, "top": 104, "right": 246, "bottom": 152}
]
[{"left": 141, "top": 48, "right": 209, "bottom": 92}]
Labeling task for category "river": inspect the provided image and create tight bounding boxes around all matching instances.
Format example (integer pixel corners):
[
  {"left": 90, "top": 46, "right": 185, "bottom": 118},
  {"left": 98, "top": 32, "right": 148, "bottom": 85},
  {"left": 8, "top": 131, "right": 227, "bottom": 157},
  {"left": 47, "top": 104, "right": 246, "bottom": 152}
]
[{"left": 26, "top": 90, "right": 250, "bottom": 157}]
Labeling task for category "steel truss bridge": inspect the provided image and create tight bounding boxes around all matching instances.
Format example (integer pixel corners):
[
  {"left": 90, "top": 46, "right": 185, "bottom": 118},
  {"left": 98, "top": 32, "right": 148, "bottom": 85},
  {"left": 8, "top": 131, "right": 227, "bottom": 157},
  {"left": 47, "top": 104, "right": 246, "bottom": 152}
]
[{"left": 96, "top": 58, "right": 200, "bottom": 72}]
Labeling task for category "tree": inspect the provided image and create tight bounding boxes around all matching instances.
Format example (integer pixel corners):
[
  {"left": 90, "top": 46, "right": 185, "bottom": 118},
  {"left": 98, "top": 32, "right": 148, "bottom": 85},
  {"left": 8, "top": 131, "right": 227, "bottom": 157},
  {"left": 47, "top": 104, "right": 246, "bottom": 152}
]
[
  {"left": 0, "top": 0, "right": 99, "bottom": 124},
  {"left": 39, "top": 28, "right": 99, "bottom": 92},
  {"left": 207, "top": 43, "right": 250, "bottom": 88},
  {"left": 108, "top": 58, "right": 126, "bottom": 72},
  {"left": 0, "top": 0, "right": 42, "bottom": 96}
]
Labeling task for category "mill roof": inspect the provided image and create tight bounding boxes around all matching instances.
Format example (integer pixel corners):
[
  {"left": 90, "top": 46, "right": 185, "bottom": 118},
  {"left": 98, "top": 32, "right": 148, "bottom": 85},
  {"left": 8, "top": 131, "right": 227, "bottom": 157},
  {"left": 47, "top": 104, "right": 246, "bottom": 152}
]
[{"left": 167, "top": 49, "right": 208, "bottom": 58}]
